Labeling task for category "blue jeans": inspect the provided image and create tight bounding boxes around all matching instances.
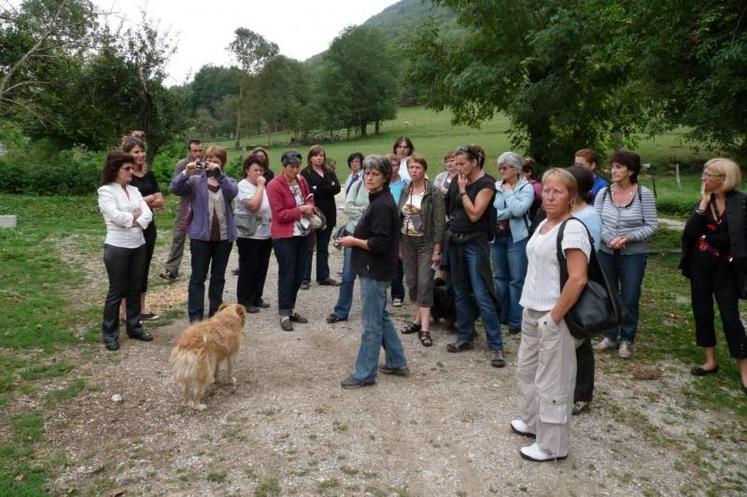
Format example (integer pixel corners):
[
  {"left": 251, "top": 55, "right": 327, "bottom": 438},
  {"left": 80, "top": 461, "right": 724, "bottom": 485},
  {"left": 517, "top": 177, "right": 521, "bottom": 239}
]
[
  {"left": 597, "top": 251, "right": 647, "bottom": 344},
  {"left": 491, "top": 235, "right": 528, "bottom": 328},
  {"left": 448, "top": 241, "right": 503, "bottom": 351},
  {"left": 303, "top": 225, "right": 332, "bottom": 282},
  {"left": 188, "top": 239, "right": 233, "bottom": 322},
  {"left": 332, "top": 247, "right": 356, "bottom": 319},
  {"left": 353, "top": 277, "right": 408, "bottom": 383}
]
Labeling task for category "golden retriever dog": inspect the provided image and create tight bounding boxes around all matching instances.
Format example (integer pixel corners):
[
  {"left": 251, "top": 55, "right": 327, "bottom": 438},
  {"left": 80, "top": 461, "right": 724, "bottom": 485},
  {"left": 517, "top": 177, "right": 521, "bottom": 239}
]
[{"left": 170, "top": 303, "right": 246, "bottom": 410}]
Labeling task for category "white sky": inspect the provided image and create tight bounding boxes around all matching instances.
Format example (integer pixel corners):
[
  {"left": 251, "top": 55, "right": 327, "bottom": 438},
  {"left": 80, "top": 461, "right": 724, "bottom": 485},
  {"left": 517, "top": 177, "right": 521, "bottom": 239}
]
[{"left": 93, "top": 0, "right": 400, "bottom": 85}]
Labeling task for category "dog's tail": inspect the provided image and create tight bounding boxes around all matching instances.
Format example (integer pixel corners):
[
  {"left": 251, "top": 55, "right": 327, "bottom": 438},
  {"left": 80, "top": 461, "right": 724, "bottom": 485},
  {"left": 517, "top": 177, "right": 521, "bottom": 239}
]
[{"left": 170, "top": 347, "right": 210, "bottom": 384}]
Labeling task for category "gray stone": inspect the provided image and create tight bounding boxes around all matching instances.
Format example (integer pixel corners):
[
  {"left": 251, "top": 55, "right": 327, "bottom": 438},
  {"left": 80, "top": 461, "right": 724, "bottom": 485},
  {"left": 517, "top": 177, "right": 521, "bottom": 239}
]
[{"left": 0, "top": 215, "right": 17, "bottom": 228}]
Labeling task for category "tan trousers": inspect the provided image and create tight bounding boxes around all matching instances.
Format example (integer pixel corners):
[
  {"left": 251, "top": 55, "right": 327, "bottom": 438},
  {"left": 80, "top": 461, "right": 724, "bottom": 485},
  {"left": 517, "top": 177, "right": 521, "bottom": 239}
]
[{"left": 516, "top": 308, "right": 580, "bottom": 457}]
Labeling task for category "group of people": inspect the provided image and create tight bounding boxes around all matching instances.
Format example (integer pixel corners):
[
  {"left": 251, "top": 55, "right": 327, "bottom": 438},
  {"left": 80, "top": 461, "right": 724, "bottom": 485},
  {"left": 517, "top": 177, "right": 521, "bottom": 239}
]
[{"left": 96, "top": 132, "right": 747, "bottom": 462}]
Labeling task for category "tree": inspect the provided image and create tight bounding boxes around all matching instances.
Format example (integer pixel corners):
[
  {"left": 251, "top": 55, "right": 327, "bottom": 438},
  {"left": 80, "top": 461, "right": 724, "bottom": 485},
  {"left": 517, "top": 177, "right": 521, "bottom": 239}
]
[
  {"left": 630, "top": 0, "right": 747, "bottom": 160},
  {"left": 405, "top": 1, "right": 649, "bottom": 166},
  {"left": 253, "top": 55, "right": 309, "bottom": 145},
  {"left": 227, "top": 28, "right": 278, "bottom": 149},
  {"left": 0, "top": 0, "right": 97, "bottom": 122},
  {"left": 318, "top": 25, "right": 398, "bottom": 137}
]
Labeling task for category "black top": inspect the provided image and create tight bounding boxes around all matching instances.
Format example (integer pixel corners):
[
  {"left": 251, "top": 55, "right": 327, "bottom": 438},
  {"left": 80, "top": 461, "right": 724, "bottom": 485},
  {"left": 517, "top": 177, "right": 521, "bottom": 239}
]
[
  {"left": 130, "top": 170, "right": 160, "bottom": 229},
  {"left": 446, "top": 174, "right": 497, "bottom": 235},
  {"left": 130, "top": 170, "right": 160, "bottom": 197},
  {"left": 301, "top": 167, "right": 341, "bottom": 227},
  {"left": 352, "top": 187, "right": 400, "bottom": 281}
]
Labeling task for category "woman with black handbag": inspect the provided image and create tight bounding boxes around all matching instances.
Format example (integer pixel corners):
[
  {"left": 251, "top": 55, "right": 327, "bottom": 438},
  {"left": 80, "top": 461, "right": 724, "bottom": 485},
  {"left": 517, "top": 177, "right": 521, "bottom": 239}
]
[
  {"left": 680, "top": 158, "right": 747, "bottom": 395},
  {"left": 511, "top": 168, "right": 591, "bottom": 462}
]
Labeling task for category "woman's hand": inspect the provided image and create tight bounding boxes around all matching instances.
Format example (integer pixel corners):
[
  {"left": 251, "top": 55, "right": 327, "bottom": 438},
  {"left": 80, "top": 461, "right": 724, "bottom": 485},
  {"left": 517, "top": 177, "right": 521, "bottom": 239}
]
[
  {"left": 337, "top": 235, "right": 357, "bottom": 248},
  {"left": 299, "top": 204, "right": 314, "bottom": 217},
  {"left": 185, "top": 161, "right": 198, "bottom": 176},
  {"left": 699, "top": 181, "right": 711, "bottom": 210},
  {"left": 256, "top": 175, "right": 266, "bottom": 188},
  {"left": 457, "top": 173, "right": 467, "bottom": 194},
  {"left": 609, "top": 236, "right": 627, "bottom": 250},
  {"left": 132, "top": 208, "right": 142, "bottom": 223}
]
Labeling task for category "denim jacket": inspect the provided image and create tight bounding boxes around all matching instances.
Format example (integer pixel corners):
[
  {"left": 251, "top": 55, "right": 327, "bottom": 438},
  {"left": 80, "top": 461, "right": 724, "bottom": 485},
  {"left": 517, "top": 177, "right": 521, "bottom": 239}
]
[{"left": 493, "top": 177, "right": 534, "bottom": 243}]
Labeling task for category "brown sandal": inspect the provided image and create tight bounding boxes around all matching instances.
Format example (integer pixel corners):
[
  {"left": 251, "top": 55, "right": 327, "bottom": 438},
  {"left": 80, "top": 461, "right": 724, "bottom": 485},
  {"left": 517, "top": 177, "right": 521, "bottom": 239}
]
[
  {"left": 402, "top": 322, "right": 421, "bottom": 335},
  {"left": 418, "top": 330, "right": 433, "bottom": 347}
]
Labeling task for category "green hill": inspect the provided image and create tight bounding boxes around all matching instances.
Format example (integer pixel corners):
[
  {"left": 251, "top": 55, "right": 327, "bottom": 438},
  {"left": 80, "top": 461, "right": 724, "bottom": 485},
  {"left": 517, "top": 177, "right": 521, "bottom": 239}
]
[{"left": 305, "top": 0, "right": 458, "bottom": 64}]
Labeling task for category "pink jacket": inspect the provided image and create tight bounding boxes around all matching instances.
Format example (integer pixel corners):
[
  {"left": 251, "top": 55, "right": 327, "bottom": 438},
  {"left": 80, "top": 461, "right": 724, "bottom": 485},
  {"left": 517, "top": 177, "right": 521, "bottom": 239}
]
[{"left": 266, "top": 173, "right": 315, "bottom": 239}]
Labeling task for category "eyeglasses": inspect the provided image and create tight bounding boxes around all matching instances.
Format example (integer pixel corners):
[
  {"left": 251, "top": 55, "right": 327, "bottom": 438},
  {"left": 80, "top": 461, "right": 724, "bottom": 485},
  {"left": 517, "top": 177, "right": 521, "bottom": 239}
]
[
  {"left": 498, "top": 166, "right": 511, "bottom": 171},
  {"left": 701, "top": 172, "right": 724, "bottom": 178},
  {"left": 122, "top": 166, "right": 133, "bottom": 171}
]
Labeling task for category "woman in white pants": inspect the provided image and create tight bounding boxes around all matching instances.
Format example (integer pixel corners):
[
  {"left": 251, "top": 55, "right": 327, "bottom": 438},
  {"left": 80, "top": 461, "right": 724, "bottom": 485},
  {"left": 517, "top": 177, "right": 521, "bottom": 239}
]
[{"left": 511, "top": 168, "right": 590, "bottom": 462}]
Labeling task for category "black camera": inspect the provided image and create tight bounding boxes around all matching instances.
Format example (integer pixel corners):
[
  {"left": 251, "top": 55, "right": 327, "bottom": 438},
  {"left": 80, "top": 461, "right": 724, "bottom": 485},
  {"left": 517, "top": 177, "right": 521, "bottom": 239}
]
[{"left": 195, "top": 160, "right": 219, "bottom": 177}]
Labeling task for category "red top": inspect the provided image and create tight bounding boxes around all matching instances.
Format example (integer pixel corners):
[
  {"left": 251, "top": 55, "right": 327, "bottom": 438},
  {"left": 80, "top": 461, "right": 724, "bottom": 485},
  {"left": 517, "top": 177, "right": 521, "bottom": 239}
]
[{"left": 266, "top": 172, "right": 315, "bottom": 239}]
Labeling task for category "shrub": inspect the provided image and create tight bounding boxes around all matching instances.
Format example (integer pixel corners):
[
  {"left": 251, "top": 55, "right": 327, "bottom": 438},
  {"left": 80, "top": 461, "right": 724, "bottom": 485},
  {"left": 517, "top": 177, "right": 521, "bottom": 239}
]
[{"left": 655, "top": 197, "right": 694, "bottom": 217}]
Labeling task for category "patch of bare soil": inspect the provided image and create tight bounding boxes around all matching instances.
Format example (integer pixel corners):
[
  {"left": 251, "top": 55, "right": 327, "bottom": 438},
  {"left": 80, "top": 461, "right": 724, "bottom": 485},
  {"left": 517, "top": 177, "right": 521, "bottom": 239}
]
[{"left": 35, "top": 216, "right": 747, "bottom": 496}]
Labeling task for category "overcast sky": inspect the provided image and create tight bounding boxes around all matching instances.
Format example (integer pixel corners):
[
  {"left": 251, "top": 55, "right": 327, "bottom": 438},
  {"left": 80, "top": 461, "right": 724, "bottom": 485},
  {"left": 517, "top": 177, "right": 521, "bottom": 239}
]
[{"left": 94, "top": 0, "right": 400, "bottom": 85}]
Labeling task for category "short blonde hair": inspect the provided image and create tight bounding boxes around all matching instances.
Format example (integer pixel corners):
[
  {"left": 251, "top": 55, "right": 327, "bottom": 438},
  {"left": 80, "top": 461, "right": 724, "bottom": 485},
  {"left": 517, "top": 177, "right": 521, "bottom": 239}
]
[
  {"left": 704, "top": 158, "right": 742, "bottom": 192},
  {"left": 541, "top": 167, "right": 578, "bottom": 206}
]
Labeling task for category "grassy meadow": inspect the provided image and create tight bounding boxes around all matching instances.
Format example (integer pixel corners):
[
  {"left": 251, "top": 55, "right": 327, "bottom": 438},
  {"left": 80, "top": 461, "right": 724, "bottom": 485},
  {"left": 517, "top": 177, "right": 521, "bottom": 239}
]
[
  {"left": 216, "top": 106, "right": 712, "bottom": 185},
  {"left": 0, "top": 106, "right": 742, "bottom": 495}
]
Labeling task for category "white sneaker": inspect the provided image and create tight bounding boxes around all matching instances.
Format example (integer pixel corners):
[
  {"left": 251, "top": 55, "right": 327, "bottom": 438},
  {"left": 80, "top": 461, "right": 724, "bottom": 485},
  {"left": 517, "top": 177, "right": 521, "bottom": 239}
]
[
  {"left": 618, "top": 341, "right": 633, "bottom": 359},
  {"left": 510, "top": 419, "right": 536, "bottom": 438},
  {"left": 595, "top": 337, "right": 618, "bottom": 351},
  {"left": 392, "top": 298, "right": 403, "bottom": 307},
  {"left": 519, "top": 442, "right": 568, "bottom": 462}
]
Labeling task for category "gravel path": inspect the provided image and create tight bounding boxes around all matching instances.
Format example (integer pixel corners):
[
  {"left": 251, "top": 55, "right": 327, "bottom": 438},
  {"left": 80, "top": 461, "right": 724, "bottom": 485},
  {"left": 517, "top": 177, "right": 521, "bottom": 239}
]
[{"left": 37, "top": 235, "right": 746, "bottom": 497}]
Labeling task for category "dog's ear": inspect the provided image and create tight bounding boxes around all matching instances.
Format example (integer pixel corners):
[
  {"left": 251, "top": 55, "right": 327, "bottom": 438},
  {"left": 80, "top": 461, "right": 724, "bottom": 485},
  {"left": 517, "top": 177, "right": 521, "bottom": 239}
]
[
  {"left": 218, "top": 303, "right": 229, "bottom": 311},
  {"left": 234, "top": 304, "right": 245, "bottom": 317}
]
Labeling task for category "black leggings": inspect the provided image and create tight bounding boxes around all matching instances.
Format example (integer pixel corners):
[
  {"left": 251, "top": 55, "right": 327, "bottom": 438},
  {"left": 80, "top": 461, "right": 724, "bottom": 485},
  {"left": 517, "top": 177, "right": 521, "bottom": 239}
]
[{"left": 690, "top": 255, "right": 747, "bottom": 358}]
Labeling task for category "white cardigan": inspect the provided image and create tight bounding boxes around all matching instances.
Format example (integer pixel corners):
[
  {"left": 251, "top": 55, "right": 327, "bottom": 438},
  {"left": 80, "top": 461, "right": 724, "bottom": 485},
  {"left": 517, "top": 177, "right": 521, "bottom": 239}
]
[{"left": 97, "top": 183, "right": 153, "bottom": 248}]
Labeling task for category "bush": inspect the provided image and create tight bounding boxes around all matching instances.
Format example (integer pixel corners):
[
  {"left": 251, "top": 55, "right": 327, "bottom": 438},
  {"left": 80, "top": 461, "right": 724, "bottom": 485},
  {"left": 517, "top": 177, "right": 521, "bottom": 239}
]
[
  {"left": 0, "top": 140, "right": 188, "bottom": 195},
  {"left": 655, "top": 197, "right": 694, "bottom": 217},
  {"left": 0, "top": 143, "right": 105, "bottom": 195}
]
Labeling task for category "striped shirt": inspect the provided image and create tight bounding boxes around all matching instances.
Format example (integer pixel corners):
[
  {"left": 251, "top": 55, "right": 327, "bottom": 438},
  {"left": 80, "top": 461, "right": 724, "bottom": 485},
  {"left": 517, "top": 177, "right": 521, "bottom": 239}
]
[{"left": 593, "top": 185, "right": 658, "bottom": 255}]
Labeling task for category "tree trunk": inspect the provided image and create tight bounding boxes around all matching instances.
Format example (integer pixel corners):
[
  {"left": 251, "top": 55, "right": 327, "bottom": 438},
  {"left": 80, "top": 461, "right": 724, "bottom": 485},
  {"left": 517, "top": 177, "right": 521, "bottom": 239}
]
[
  {"left": 360, "top": 121, "right": 367, "bottom": 137},
  {"left": 375, "top": 120, "right": 381, "bottom": 134},
  {"left": 234, "top": 83, "right": 243, "bottom": 150}
]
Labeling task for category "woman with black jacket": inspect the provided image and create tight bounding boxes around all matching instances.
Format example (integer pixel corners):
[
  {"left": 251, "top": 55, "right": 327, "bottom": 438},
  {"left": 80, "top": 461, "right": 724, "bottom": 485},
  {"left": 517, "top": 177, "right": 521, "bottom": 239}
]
[
  {"left": 680, "top": 158, "right": 747, "bottom": 395},
  {"left": 301, "top": 145, "right": 341, "bottom": 288},
  {"left": 338, "top": 155, "right": 409, "bottom": 389}
]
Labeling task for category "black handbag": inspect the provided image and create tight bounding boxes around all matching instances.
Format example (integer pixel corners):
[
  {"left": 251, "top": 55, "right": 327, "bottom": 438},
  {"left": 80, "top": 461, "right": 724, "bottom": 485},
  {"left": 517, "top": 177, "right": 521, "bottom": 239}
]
[{"left": 556, "top": 218, "right": 628, "bottom": 339}]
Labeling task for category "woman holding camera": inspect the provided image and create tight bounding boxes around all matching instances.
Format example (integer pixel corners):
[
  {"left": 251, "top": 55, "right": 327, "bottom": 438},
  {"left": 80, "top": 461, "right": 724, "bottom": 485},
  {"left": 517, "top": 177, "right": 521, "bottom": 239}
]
[
  {"left": 398, "top": 154, "right": 445, "bottom": 347},
  {"left": 122, "top": 136, "right": 163, "bottom": 321},
  {"left": 98, "top": 150, "right": 153, "bottom": 350},
  {"left": 267, "top": 150, "right": 316, "bottom": 332},
  {"left": 680, "top": 158, "right": 747, "bottom": 394},
  {"left": 235, "top": 155, "right": 273, "bottom": 314},
  {"left": 170, "top": 145, "right": 238, "bottom": 323}
]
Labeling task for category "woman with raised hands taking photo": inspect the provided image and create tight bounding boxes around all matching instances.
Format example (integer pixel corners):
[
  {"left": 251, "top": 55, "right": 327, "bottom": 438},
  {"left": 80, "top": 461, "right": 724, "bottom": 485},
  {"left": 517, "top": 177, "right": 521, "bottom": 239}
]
[
  {"left": 511, "top": 167, "right": 591, "bottom": 462},
  {"left": 680, "top": 158, "right": 747, "bottom": 395},
  {"left": 170, "top": 145, "right": 238, "bottom": 323},
  {"left": 98, "top": 150, "right": 153, "bottom": 351}
]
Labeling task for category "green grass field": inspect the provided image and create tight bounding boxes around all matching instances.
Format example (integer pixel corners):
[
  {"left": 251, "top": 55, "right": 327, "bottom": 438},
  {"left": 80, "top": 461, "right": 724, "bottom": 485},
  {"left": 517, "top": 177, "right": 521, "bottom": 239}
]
[{"left": 215, "top": 106, "right": 712, "bottom": 185}]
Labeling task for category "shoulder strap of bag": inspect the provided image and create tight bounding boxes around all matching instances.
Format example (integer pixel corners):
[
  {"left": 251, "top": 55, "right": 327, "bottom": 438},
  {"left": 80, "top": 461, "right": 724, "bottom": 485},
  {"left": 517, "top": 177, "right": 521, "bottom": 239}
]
[{"left": 556, "top": 217, "right": 597, "bottom": 289}]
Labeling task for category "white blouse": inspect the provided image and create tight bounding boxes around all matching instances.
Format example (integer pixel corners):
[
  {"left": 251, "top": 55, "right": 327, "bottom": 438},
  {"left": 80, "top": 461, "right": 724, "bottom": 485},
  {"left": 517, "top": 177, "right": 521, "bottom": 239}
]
[
  {"left": 97, "top": 183, "right": 152, "bottom": 248},
  {"left": 236, "top": 179, "right": 272, "bottom": 240},
  {"left": 520, "top": 218, "right": 591, "bottom": 312}
]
